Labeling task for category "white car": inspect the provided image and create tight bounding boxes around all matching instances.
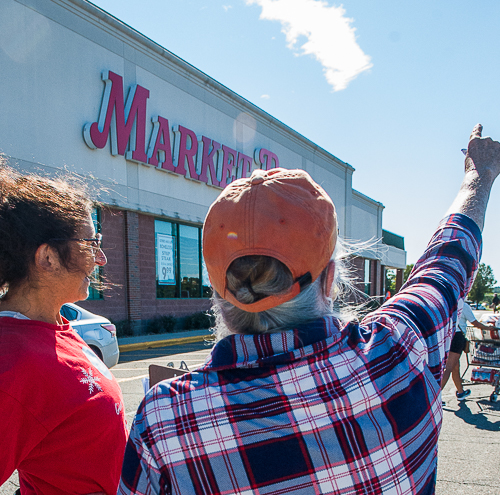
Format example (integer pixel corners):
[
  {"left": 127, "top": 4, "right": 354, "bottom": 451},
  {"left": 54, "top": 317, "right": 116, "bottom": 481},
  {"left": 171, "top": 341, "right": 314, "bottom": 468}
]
[{"left": 60, "top": 302, "right": 120, "bottom": 368}]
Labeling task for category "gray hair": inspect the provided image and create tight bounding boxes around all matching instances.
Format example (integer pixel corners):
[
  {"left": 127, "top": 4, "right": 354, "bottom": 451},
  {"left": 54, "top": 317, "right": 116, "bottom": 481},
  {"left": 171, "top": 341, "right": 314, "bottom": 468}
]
[{"left": 211, "top": 237, "right": 368, "bottom": 341}]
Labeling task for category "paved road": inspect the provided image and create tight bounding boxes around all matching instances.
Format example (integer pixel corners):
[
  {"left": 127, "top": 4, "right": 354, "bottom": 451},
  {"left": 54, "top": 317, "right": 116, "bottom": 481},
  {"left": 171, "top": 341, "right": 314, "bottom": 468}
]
[
  {"left": 114, "top": 341, "right": 212, "bottom": 428},
  {"left": 2, "top": 342, "right": 499, "bottom": 494},
  {"left": 439, "top": 368, "right": 500, "bottom": 494}
]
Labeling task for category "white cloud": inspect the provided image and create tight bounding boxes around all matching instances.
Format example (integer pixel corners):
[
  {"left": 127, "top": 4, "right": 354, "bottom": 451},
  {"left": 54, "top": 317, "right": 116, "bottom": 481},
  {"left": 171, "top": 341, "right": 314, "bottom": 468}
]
[
  {"left": 246, "top": 0, "right": 372, "bottom": 91},
  {"left": 261, "top": 94, "right": 271, "bottom": 99},
  {"left": 223, "top": 5, "right": 233, "bottom": 11}
]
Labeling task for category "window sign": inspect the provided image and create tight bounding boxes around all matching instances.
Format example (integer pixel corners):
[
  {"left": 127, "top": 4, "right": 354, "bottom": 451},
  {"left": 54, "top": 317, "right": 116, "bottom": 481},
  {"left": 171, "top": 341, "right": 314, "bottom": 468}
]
[
  {"left": 157, "top": 233, "right": 176, "bottom": 285},
  {"left": 179, "top": 225, "right": 200, "bottom": 298},
  {"left": 155, "top": 219, "right": 210, "bottom": 299}
]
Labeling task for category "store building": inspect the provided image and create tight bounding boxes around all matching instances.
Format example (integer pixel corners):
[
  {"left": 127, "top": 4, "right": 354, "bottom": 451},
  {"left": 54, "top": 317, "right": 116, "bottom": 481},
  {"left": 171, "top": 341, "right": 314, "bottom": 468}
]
[{"left": 1, "top": 0, "right": 406, "bottom": 331}]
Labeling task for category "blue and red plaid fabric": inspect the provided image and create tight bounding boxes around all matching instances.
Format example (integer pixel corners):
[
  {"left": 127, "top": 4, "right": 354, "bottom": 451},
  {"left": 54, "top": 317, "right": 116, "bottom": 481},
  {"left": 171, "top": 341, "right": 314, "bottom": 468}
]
[{"left": 119, "top": 214, "right": 481, "bottom": 495}]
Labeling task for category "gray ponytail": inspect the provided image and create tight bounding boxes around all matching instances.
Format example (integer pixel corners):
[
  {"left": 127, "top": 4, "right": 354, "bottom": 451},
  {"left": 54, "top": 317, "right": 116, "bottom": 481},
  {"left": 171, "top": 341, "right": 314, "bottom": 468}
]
[{"left": 210, "top": 237, "right": 367, "bottom": 341}]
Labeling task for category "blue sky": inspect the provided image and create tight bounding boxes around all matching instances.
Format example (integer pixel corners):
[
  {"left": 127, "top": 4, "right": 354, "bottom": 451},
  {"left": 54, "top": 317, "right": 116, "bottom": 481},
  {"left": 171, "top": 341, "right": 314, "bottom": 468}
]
[{"left": 90, "top": 0, "right": 500, "bottom": 282}]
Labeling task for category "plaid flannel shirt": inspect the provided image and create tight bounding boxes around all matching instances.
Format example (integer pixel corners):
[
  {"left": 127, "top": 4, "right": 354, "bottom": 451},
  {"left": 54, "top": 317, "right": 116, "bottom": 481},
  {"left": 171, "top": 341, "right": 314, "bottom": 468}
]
[{"left": 119, "top": 214, "right": 481, "bottom": 495}]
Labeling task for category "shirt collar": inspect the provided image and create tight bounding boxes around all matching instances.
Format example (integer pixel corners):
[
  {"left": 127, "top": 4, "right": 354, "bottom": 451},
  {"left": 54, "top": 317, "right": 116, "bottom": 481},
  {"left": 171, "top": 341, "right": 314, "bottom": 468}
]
[
  {"left": 206, "top": 315, "right": 344, "bottom": 369},
  {"left": 0, "top": 311, "right": 30, "bottom": 320}
]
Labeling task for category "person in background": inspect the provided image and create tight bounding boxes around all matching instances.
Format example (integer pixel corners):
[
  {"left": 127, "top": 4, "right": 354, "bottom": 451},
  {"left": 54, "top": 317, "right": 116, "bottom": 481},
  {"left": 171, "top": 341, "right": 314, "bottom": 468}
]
[
  {"left": 441, "top": 301, "right": 495, "bottom": 403},
  {"left": 119, "top": 124, "right": 500, "bottom": 495},
  {"left": 492, "top": 292, "right": 499, "bottom": 313},
  {"left": 0, "top": 160, "right": 128, "bottom": 495}
]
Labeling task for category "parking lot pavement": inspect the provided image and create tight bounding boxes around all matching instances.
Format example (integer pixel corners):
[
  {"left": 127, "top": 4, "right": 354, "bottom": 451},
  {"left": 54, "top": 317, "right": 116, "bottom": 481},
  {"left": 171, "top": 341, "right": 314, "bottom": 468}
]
[
  {"left": 117, "top": 329, "right": 212, "bottom": 354},
  {"left": 114, "top": 343, "right": 212, "bottom": 428},
  {"left": 437, "top": 352, "right": 500, "bottom": 494},
  {"left": 0, "top": 476, "right": 18, "bottom": 495}
]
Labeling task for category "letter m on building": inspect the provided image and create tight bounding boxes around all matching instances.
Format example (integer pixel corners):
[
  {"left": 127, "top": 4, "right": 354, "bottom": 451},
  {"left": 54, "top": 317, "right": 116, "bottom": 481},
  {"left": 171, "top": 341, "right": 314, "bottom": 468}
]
[{"left": 84, "top": 71, "right": 149, "bottom": 163}]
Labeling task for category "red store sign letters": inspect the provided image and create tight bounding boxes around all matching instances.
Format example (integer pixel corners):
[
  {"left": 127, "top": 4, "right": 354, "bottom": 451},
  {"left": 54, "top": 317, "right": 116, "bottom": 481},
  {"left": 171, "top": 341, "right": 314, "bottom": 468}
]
[{"left": 83, "top": 71, "right": 279, "bottom": 188}]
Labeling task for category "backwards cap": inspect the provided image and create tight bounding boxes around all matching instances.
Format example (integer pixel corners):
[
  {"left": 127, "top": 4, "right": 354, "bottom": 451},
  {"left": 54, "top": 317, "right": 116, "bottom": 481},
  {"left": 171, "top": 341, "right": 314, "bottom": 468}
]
[{"left": 203, "top": 168, "right": 337, "bottom": 313}]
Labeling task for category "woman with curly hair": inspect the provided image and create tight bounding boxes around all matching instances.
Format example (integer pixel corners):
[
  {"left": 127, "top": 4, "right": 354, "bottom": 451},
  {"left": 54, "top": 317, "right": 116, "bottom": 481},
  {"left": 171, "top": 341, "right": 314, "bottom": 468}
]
[{"left": 0, "top": 159, "right": 127, "bottom": 495}]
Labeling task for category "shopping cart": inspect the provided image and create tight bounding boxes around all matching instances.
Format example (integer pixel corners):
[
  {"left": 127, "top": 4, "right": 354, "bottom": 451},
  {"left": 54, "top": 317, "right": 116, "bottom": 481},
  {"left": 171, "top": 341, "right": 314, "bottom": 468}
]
[{"left": 466, "top": 315, "right": 500, "bottom": 402}]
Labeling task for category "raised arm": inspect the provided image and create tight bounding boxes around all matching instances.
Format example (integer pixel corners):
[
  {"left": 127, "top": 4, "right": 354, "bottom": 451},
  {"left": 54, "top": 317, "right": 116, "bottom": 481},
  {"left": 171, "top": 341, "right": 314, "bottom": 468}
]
[
  {"left": 370, "top": 124, "right": 500, "bottom": 382},
  {"left": 446, "top": 124, "right": 500, "bottom": 231}
]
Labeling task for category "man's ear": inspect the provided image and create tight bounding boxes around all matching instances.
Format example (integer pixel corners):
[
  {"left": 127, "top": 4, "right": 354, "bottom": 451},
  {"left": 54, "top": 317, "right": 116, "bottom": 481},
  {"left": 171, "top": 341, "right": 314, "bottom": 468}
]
[
  {"left": 323, "top": 260, "right": 335, "bottom": 298},
  {"left": 34, "top": 244, "right": 61, "bottom": 273}
]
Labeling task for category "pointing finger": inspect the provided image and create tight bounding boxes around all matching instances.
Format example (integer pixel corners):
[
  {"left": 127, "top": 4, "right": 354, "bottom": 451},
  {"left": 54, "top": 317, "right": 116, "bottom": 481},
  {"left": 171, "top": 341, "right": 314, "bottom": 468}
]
[{"left": 469, "top": 123, "right": 483, "bottom": 142}]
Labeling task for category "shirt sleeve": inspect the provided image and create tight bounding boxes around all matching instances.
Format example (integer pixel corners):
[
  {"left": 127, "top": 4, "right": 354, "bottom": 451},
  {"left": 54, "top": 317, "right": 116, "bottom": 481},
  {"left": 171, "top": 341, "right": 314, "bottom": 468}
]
[
  {"left": 462, "top": 302, "right": 476, "bottom": 323},
  {"left": 363, "top": 213, "right": 481, "bottom": 382},
  {"left": 118, "top": 410, "right": 164, "bottom": 495}
]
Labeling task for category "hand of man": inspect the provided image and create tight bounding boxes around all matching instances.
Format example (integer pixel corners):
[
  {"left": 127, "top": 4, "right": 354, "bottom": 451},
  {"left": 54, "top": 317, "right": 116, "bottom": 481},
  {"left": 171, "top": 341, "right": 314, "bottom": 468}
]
[
  {"left": 465, "top": 124, "right": 500, "bottom": 182},
  {"left": 447, "top": 124, "right": 500, "bottom": 230}
]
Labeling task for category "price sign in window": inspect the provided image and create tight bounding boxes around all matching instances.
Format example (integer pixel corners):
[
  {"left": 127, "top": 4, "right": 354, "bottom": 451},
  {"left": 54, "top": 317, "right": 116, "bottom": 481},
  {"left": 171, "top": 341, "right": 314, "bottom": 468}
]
[
  {"left": 155, "top": 219, "right": 210, "bottom": 299},
  {"left": 157, "top": 233, "right": 176, "bottom": 285}
]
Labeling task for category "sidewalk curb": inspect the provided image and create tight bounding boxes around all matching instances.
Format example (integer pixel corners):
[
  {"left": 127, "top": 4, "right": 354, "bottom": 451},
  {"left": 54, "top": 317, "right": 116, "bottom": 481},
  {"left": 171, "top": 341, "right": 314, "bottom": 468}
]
[{"left": 119, "top": 333, "right": 211, "bottom": 353}]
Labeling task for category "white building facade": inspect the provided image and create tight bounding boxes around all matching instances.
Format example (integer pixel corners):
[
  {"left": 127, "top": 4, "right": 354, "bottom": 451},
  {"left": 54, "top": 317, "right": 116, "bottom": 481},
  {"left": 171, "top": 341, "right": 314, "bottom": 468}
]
[{"left": 0, "top": 0, "right": 406, "bottom": 330}]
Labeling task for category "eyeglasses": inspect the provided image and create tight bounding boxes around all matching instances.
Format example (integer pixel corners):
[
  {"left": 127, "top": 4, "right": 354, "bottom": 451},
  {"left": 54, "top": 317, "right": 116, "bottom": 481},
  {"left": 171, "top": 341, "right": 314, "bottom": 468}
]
[{"left": 50, "top": 233, "right": 102, "bottom": 254}]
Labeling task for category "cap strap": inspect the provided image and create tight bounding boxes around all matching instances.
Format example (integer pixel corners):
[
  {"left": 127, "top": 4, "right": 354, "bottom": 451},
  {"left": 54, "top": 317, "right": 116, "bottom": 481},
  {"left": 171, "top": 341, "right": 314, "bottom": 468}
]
[
  {"left": 223, "top": 280, "right": 302, "bottom": 313},
  {"left": 296, "top": 272, "right": 312, "bottom": 291}
]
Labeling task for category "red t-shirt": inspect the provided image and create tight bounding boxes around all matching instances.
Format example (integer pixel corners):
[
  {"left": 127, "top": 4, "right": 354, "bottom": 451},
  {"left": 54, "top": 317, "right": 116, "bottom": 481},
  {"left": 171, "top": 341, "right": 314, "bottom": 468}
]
[{"left": 0, "top": 317, "right": 128, "bottom": 494}]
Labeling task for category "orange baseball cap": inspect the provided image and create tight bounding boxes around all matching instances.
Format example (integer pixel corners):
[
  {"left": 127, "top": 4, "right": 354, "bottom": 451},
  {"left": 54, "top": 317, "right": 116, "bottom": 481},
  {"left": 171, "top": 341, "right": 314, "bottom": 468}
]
[{"left": 203, "top": 168, "right": 337, "bottom": 312}]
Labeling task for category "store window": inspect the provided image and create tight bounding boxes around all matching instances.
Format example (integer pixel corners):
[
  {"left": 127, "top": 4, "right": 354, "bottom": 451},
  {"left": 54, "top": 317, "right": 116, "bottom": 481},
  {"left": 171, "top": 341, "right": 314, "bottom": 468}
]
[
  {"left": 155, "top": 219, "right": 211, "bottom": 299},
  {"left": 87, "top": 207, "right": 103, "bottom": 300},
  {"left": 364, "top": 259, "right": 371, "bottom": 295}
]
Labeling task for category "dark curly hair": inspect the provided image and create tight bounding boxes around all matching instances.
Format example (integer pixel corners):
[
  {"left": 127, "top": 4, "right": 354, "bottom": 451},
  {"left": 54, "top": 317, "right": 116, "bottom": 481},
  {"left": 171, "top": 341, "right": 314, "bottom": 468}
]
[{"left": 0, "top": 159, "right": 95, "bottom": 298}]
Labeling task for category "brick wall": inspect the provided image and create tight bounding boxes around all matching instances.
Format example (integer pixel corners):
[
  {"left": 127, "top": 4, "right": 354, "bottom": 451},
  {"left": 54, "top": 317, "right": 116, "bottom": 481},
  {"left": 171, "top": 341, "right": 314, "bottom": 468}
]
[
  {"left": 351, "top": 256, "right": 365, "bottom": 296},
  {"left": 370, "top": 259, "right": 383, "bottom": 298},
  {"left": 153, "top": 298, "right": 212, "bottom": 318},
  {"left": 125, "top": 211, "right": 142, "bottom": 324},
  {"left": 343, "top": 257, "right": 386, "bottom": 306},
  {"left": 80, "top": 208, "right": 214, "bottom": 328},
  {"left": 138, "top": 214, "right": 156, "bottom": 318},
  {"left": 396, "top": 269, "right": 404, "bottom": 292},
  {"left": 79, "top": 207, "right": 128, "bottom": 322},
  {"left": 380, "top": 264, "right": 386, "bottom": 296}
]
